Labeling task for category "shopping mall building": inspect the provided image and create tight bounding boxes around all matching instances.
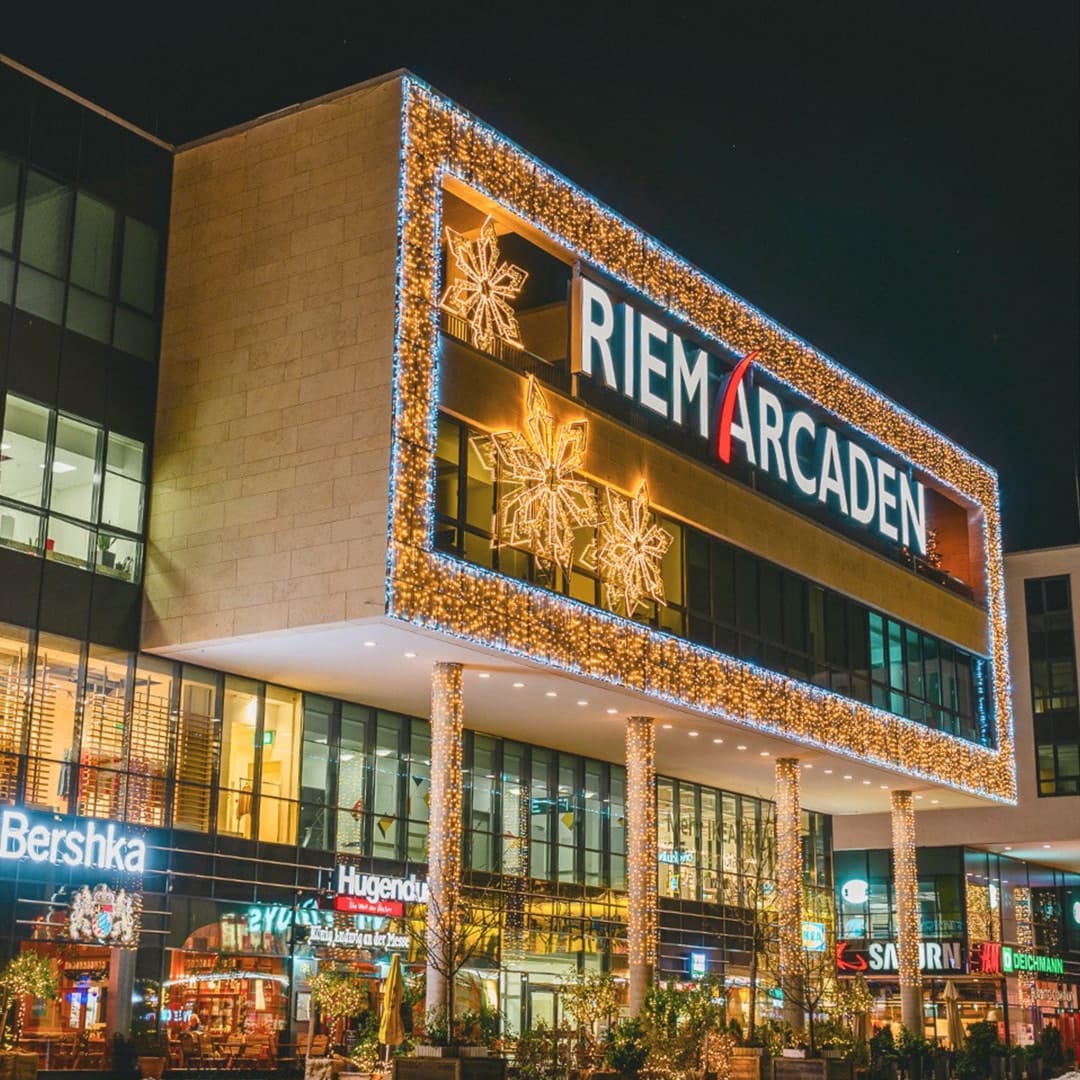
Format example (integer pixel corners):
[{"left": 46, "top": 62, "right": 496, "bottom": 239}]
[{"left": 2, "top": 55, "right": 1071, "bottom": 1065}]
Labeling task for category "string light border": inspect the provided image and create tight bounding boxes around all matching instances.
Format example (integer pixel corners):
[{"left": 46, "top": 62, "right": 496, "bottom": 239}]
[{"left": 386, "top": 76, "right": 1016, "bottom": 803}]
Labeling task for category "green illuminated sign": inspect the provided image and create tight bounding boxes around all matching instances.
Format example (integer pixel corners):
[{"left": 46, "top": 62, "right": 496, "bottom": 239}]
[{"left": 1001, "top": 946, "right": 1064, "bottom": 976}]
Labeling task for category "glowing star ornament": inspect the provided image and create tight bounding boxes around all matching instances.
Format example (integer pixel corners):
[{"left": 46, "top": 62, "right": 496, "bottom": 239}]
[
  {"left": 440, "top": 216, "right": 528, "bottom": 351},
  {"left": 592, "top": 481, "right": 673, "bottom": 617},
  {"left": 487, "top": 377, "right": 597, "bottom": 570}
]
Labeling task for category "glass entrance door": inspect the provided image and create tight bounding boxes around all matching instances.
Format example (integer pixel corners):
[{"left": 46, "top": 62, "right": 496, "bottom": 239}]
[{"left": 526, "top": 985, "right": 558, "bottom": 1031}]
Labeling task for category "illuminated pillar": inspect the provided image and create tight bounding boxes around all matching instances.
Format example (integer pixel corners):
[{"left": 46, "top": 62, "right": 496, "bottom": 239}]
[
  {"left": 775, "top": 758, "right": 805, "bottom": 1030},
  {"left": 626, "top": 717, "right": 657, "bottom": 1015},
  {"left": 425, "top": 662, "right": 463, "bottom": 1018},
  {"left": 891, "top": 791, "right": 922, "bottom": 1029}
]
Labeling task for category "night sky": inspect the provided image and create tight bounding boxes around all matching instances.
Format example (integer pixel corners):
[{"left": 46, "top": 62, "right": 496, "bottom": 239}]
[{"left": 5, "top": 1, "right": 1077, "bottom": 551}]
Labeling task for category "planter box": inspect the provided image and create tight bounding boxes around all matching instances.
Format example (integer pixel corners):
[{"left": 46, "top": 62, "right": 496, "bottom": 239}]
[
  {"left": 771, "top": 1060, "right": 825, "bottom": 1080},
  {"left": 731, "top": 1048, "right": 766, "bottom": 1080},
  {"left": 396, "top": 1055, "right": 507, "bottom": 1080},
  {"left": 415, "top": 1047, "right": 460, "bottom": 1058}
]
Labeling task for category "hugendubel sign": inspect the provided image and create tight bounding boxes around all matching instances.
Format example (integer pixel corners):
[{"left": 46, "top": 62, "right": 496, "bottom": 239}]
[{"left": 329, "top": 866, "right": 428, "bottom": 917}]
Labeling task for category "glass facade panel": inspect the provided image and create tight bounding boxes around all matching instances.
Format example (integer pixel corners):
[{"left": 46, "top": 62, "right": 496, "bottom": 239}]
[
  {"left": 70, "top": 191, "right": 115, "bottom": 296},
  {"left": 219, "top": 678, "right": 259, "bottom": 839},
  {"left": 1, "top": 395, "right": 50, "bottom": 509},
  {"left": 50, "top": 415, "right": 102, "bottom": 522},
  {"left": 20, "top": 170, "right": 71, "bottom": 277},
  {"left": 0, "top": 155, "right": 16, "bottom": 252},
  {"left": 372, "top": 712, "right": 402, "bottom": 859},
  {"left": 118, "top": 216, "right": 159, "bottom": 314},
  {"left": 174, "top": 667, "right": 216, "bottom": 832},
  {"left": 260, "top": 685, "right": 301, "bottom": 843},
  {"left": 0, "top": 624, "right": 31, "bottom": 804},
  {"left": 27, "top": 634, "right": 81, "bottom": 814},
  {"left": 337, "top": 703, "right": 369, "bottom": 853}
]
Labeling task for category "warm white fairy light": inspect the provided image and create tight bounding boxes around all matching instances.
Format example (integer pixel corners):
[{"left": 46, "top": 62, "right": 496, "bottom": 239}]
[
  {"left": 1013, "top": 886, "right": 1036, "bottom": 1010},
  {"left": 591, "top": 480, "right": 673, "bottom": 617},
  {"left": 386, "top": 77, "right": 1016, "bottom": 804},
  {"left": 484, "top": 376, "right": 597, "bottom": 570},
  {"left": 425, "top": 662, "right": 463, "bottom": 1014},
  {"left": 890, "top": 791, "right": 921, "bottom": 995},
  {"left": 626, "top": 716, "right": 657, "bottom": 1012},
  {"left": 775, "top": 758, "right": 802, "bottom": 1007},
  {"left": 441, "top": 216, "right": 528, "bottom": 351}
]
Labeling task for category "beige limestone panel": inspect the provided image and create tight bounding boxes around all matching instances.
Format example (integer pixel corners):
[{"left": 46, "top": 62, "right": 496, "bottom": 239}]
[{"left": 146, "top": 77, "right": 402, "bottom": 650}]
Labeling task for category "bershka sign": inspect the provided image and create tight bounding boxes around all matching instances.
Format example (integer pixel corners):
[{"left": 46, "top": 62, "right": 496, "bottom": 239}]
[
  {"left": 333, "top": 867, "right": 428, "bottom": 917},
  {"left": 0, "top": 809, "right": 146, "bottom": 873},
  {"left": 836, "top": 939, "right": 963, "bottom": 974},
  {"left": 573, "top": 278, "right": 928, "bottom": 556}
]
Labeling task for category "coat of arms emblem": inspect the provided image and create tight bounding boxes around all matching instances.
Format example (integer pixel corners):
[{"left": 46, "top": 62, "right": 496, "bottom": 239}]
[{"left": 69, "top": 884, "right": 139, "bottom": 947}]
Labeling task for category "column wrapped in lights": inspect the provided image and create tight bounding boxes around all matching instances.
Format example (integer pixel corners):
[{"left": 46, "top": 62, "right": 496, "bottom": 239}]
[
  {"left": 775, "top": 758, "right": 805, "bottom": 1030},
  {"left": 891, "top": 790, "right": 922, "bottom": 1029},
  {"left": 625, "top": 716, "right": 657, "bottom": 1015},
  {"left": 425, "top": 662, "right": 464, "bottom": 1017}
]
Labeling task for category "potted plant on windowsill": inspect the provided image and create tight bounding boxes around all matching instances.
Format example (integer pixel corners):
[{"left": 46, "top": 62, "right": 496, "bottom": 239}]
[{"left": 97, "top": 533, "right": 117, "bottom": 568}]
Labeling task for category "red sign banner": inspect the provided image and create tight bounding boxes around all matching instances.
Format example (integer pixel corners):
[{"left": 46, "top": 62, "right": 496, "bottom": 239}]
[{"left": 332, "top": 895, "right": 404, "bottom": 917}]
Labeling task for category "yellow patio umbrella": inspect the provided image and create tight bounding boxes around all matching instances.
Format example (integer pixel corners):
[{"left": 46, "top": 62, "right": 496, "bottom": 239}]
[{"left": 378, "top": 954, "right": 406, "bottom": 1064}]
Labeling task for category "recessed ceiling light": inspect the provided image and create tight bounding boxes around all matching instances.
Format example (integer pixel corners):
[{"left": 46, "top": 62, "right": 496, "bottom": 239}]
[
  {"left": 843, "top": 775, "right": 852, "bottom": 781},
  {"left": 49, "top": 461, "right": 77, "bottom": 473},
  {"left": 404, "top": 651, "right": 416, "bottom": 659},
  {"left": 880, "top": 785, "right": 889, "bottom": 790},
  {"left": 576, "top": 700, "right": 588, "bottom": 707},
  {"left": 606, "top": 708, "right": 618, "bottom": 715},
  {"left": 362, "top": 641, "right": 376, "bottom": 648},
  {"left": 931, "top": 799, "right": 939, "bottom": 804},
  {"left": 1042, "top": 844, "right": 1051, "bottom": 849},
  {"left": 688, "top": 731, "right": 699, "bottom": 738},
  {"left": 802, "top": 763, "right": 813, "bottom": 769},
  {"left": 759, "top": 751, "right": 769, "bottom": 757},
  {"left": 661, "top": 723, "right": 673, "bottom": 730},
  {"left": 823, "top": 769, "right": 833, "bottom": 775},
  {"left": 0, "top": 443, "right": 9, "bottom": 450},
  {"left": 862, "top": 780, "right": 871, "bottom": 785},
  {"left": 512, "top": 682, "right": 524, "bottom": 688},
  {"left": 736, "top": 745, "right": 747, "bottom": 751},
  {"left": 477, "top": 672, "right": 491, "bottom": 679},
  {"left": 712, "top": 738, "right": 723, "bottom": 744},
  {"left": 545, "top": 691, "right": 557, "bottom": 698},
  {"left": 1003, "top": 846, "right": 1012, "bottom": 851},
  {"left": 914, "top": 794, "right": 923, "bottom": 800}
]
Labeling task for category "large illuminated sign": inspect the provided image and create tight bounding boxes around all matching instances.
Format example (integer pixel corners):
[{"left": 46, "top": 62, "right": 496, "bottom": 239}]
[
  {"left": 841, "top": 879, "right": 870, "bottom": 905},
  {"left": 0, "top": 809, "right": 146, "bottom": 873},
  {"left": 836, "top": 939, "right": 963, "bottom": 974},
  {"left": 332, "top": 867, "right": 428, "bottom": 917},
  {"left": 573, "top": 278, "right": 927, "bottom": 556}
]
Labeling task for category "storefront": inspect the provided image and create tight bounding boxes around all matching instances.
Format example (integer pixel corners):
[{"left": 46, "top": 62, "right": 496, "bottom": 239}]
[{"left": 836, "top": 846, "right": 1080, "bottom": 1049}]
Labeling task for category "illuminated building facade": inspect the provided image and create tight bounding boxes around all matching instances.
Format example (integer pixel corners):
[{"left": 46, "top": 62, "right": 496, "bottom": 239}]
[{"left": 0, "top": 60, "right": 1018, "bottom": 1061}]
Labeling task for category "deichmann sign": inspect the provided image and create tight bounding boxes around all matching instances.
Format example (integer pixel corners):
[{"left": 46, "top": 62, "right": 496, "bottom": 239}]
[
  {"left": 332, "top": 867, "right": 429, "bottom": 917},
  {"left": 0, "top": 809, "right": 146, "bottom": 873},
  {"left": 573, "top": 278, "right": 928, "bottom": 557},
  {"left": 836, "top": 939, "right": 964, "bottom": 974}
]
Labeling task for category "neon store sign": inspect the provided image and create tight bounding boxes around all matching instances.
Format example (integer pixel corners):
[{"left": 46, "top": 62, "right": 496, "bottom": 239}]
[
  {"left": 971, "top": 942, "right": 1064, "bottom": 977},
  {"left": 0, "top": 809, "right": 146, "bottom": 873},
  {"left": 574, "top": 278, "right": 928, "bottom": 556},
  {"left": 836, "top": 939, "right": 963, "bottom": 973},
  {"left": 333, "top": 867, "right": 428, "bottom": 917}
]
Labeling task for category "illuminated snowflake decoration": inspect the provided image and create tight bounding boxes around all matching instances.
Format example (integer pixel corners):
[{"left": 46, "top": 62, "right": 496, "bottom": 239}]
[
  {"left": 592, "top": 481, "right": 673, "bottom": 617},
  {"left": 485, "top": 377, "right": 597, "bottom": 570},
  {"left": 440, "top": 216, "right": 528, "bottom": 351}
]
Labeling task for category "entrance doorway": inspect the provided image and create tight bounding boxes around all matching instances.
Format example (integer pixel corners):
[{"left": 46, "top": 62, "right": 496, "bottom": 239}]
[{"left": 525, "top": 985, "right": 559, "bottom": 1031}]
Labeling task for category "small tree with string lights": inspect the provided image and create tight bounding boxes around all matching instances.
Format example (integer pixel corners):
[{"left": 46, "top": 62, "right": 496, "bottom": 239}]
[{"left": 0, "top": 951, "right": 58, "bottom": 1048}]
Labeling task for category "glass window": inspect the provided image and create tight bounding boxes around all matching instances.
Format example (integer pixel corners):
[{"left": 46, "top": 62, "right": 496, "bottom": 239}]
[
  {"left": 300, "top": 696, "right": 332, "bottom": 850},
  {"left": 174, "top": 667, "right": 217, "bottom": 831},
  {"left": 50, "top": 415, "right": 102, "bottom": 522},
  {"left": 657, "top": 778, "right": 676, "bottom": 898},
  {"left": 14, "top": 265, "right": 63, "bottom": 321},
  {"left": 0, "top": 155, "right": 17, "bottom": 252},
  {"left": 407, "top": 722, "right": 431, "bottom": 862},
  {"left": 0, "top": 504, "right": 42, "bottom": 555},
  {"left": 435, "top": 418, "right": 461, "bottom": 549},
  {"left": 113, "top": 306, "right": 156, "bottom": 361},
  {"left": 20, "top": 170, "right": 71, "bottom": 276},
  {"left": 70, "top": 192, "right": 115, "bottom": 297},
  {"left": 700, "top": 789, "right": 719, "bottom": 903},
  {"left": 127, "top": 655, "right": 172, "bottom": 826},
  {"left": 219, "top": 678, "right": 259, "bottom": 839},
  {"left": 78, "top": 647, "right": 131, "bottom": 822},
  {"left": 337, "top": 704, "right": 370, "bottom": 853},
  {"left": 46, "top": 516, "right": 93, "bottom": 570},
  {"left": 118, "top": 217, "right": 159, "bottom": 314},
  {"left": 372, "top": 712, "right": 402, "bottom": 858},
  {"left": 465, "top": 435, "right": 494, "bottom": 533},
  {"left": 0, "top": 624, "right": 32, "bottom": 805},
  {"left": 66, "top": 286, "right": 112, "bottom": 343},
  {"left": 27, "top": 634, "right": 82, "bottom": 814},
  {"left": 100, "top": 433, "right": 146, "bottom": 533},
  {"left": 470, "top": 734, "right": 497, "bottom": 872},
  {"left": 609, "top": 764, "right": 626, "bottom": 890},
  {"left": 530, "top": 748, "right": 552, "bottom": 880},
  {"left": 501, "top": 743, "right": 527, "bottom": 875},
  {"left": 1, "top": 395, "right": 51, "bottom": 508},
  {"left": 260, "top": 685, "right": 301, "bottom": 843}
]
